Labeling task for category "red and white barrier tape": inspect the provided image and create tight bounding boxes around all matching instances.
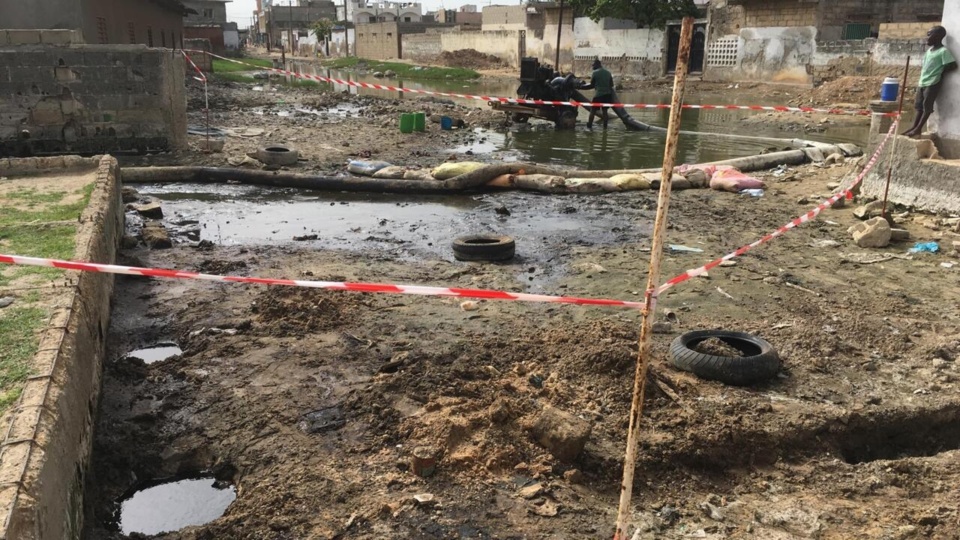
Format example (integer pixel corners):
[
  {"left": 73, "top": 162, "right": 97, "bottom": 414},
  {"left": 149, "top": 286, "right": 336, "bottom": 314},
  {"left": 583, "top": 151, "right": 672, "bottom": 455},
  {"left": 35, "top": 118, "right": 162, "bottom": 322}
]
[
  {"left": 0, "top": 254, "right": 645, "bottom": 310},
  {"left": 197, "top": 51, "right": 889, "bottom": 116},
  {"left": 182, "top": 50, "right": 207, "bottom": 83},
  {"left": 656, "top": 119, "right": 899, "bottom": 296}
]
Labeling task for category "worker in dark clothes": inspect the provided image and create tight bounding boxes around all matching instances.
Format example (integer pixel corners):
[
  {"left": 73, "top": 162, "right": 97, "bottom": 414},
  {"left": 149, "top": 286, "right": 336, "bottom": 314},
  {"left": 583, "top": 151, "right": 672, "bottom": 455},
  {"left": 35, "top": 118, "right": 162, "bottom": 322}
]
[
  {"left": 580, "top": 59, "right": 615, "bottom": 129},
  {"left": 904, "top": 25, "right": 957, "bottom": 138}
]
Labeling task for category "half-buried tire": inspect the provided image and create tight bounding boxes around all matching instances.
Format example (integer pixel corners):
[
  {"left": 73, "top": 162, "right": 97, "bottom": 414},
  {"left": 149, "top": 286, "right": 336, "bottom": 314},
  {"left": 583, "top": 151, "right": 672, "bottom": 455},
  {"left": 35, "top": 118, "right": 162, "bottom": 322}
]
[
  {"left": 452, "top": 234, "right": 515, "bottom": 262},
  {"left": 669, "top": 330, "right": 780, "bottom": 386}
]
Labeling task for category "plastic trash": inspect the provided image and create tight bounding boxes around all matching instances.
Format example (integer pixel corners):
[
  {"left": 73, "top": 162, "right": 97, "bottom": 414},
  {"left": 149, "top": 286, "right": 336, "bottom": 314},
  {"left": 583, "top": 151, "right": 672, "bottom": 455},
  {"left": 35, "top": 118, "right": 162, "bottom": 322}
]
[
  {"left": 772, "top": 164, "right": 790, "bottom": 177},
  {"left": 670, "top": 245, "right": 704, "bottom": 253},
  {"left": 347, "top": 160, "right": 392, "bottom": 176},
  {"left": 908, "top": 242, "right": 940, "bottom": 254},
  {"left": 710, "top": 168, "right": 766, "bottom": 193},
  {"left": 440, "top": 116, "right": 454, "bottom": 130},
  {"left": 741, "top": 189, "right": 764, "bottom": 197}
]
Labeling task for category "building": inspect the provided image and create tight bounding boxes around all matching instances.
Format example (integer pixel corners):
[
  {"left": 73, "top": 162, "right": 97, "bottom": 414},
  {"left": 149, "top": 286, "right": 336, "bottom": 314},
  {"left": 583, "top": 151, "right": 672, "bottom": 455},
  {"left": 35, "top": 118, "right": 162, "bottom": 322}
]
[
  {"left": 183, "top": 0, "right": 231, "bottom": 25},
  {"left": 1, "top": 0, "right": 190, "bottom": 47},
  {"left": 350, "top": 1, "right": 423, "bottom": 24},
  {"left": 354, "top": 21, "right": 452, "bottom": 59},
  {"left": 481, "top": 4, "right": 542, "bottom": 32},
  {"left": 182, "top": 0, "right": 242, "bottom": 53},
  {"left": 436, "top": 6, "right": 481, "bottom": 26},
  {"left": 265, "top": 1, "right": 338, "bottom": 52}
]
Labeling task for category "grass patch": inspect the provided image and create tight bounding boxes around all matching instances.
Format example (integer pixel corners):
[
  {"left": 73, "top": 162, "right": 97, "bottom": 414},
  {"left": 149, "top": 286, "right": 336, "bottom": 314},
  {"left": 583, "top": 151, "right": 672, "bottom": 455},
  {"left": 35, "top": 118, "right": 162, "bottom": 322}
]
[
  {"left": 0, "top": 306, "right": 47, "bottom": 411},
  {"left": 3, "top": 188, "right": 68, "bottom": 207},
  {"left": 321, "top": 57, "right": 480, "bottom": 80},
  {"left": 0, "top": 183, "right": 94, "bottom": 227},
  {"left": 213, "top": 72, "right": 323, "bottom": 88},
  {"left": 213, "top": 57, "right": 274, "bottom": 73}
]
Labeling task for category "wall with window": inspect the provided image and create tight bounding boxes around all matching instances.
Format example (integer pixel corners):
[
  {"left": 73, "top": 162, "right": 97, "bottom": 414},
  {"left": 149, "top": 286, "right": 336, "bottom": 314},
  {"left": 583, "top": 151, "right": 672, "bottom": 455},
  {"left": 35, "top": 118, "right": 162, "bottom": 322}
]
[
  {"left": 183, "top": 0, "right": 230, "bottom": 24},
  {"left": 817, "top": 0, "right": 943, "bottom": 41}
]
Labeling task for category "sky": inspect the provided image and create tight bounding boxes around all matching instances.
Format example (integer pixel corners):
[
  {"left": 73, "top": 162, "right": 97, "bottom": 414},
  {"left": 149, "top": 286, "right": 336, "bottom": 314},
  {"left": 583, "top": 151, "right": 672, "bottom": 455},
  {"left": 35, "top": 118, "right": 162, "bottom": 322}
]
[{"left": 225, "top": 0, "right": 511, "bottom": 27}]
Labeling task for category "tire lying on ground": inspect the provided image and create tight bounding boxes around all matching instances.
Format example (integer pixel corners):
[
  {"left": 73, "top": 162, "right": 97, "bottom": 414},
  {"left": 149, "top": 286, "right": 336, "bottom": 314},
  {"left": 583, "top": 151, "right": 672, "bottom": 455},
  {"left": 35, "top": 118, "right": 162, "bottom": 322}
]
[
  {"left": 669, "top": 330, "right": 780, "bottom": 386},
  {"left": 255, "top": 144, "right": 300, "bottom": 167},
  {"left": 452, "top": 234, "right": 515, "bottom": 262}
]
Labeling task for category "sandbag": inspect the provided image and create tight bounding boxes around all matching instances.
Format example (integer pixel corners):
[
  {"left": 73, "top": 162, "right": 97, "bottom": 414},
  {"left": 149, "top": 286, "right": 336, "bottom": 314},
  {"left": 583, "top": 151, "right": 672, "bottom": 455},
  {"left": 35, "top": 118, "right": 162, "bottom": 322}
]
[
  {"left": 431, "top": 161, "right": 487, "bottom": 180},
  {"left": 609, "top": 174, "right": 652, "bottom": 190},
  {"left": 486, "top": 174, "right": 514, "bottom": 188},
  {"left": 348, "top": 160, "right": 392, "bottom": 176},
  {"left": 403, "top": 169, "right": 435, "bottom": 181},
  {"left": 680, "top": 168, "right": 709, "bottom": 188},
  {"left": 710, "top": 168, "right": 767, "bottom": 193},
  {"left": 565, "top": 178, "right": 613, "bottom": 193},
  {"left": 511, "top": 174, "right": 567, "bottom": 193},
  {"left": 373, "top": 165, "right": 407, "bottom": 179}
]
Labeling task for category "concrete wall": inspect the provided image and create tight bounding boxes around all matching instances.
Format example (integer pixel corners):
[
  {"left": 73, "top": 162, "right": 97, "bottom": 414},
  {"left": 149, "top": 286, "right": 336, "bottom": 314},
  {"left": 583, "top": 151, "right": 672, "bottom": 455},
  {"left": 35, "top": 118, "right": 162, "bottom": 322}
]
[
  {"left": 328, "top": 28, "right": 355, "bottom": 57},
  {"left": 0, "top": 155, "right": 122, "bottom": 540},
  {"left": 482, "top": 5, "right": 529, "bottom": 31},
  {"left": 184, "top": 38, "right": 214, "bottom": 71},
  {"left": 705, "top": 26, "right": 816, "bottom": 84},
  {"left": 402, "top": 32, "right": 441, "bottom": 62},
  {"left": 185, "top": 26, "right": 226, "bottom": 54},
  {"left": 572, "top": 18, "right": 663, "bottom": 78},
  {"left": 932, "top": 2, "right": 960, "bottom": 158},
  {"left": 817, "top": 0, "right": 944, "bottom": 42},
  {"left": 879, "top": 22, "right": 937, "bottom": 40},
  {"left": 355, "top": 22, "right": 402, "bottom": 59},
  {"left": 862, "top": 136, "right": 960, "bottom": 212},
  {"left": 742, "top": 0, "right": 816, "bottom": 28},
  {"left": 81, "top": 0, "right": 184, "bottom": 46},
  {"left": 0, "top": 0, "right": 84, "bottom": 35},
  {"left": 0, "top": 44, "right": 187, "bottom": 156},
  {"left": 812, "top": 39, "right": 926, "bottom": 86}
]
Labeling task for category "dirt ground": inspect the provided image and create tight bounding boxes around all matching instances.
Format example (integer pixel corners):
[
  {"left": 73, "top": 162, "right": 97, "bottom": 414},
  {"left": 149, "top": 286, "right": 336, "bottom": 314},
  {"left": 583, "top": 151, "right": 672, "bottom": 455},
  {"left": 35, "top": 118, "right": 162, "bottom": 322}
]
[{"left": 83, "top": 73, "right": 960, "bottom": 539}]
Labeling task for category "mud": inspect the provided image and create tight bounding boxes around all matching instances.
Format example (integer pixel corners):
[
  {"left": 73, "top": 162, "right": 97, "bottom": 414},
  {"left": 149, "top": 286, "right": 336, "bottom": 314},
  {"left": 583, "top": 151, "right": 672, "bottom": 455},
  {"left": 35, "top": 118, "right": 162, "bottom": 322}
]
[{"left": 84, "top": 152, "right": 960, "bottom": 538}]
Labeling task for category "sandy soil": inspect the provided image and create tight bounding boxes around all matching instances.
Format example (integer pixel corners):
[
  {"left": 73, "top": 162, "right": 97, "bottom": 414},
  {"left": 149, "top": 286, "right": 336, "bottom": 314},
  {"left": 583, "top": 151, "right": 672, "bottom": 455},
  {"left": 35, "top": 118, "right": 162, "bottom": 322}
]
[{"left": 83, "top": 78, "right": 960, "bottom": 540}]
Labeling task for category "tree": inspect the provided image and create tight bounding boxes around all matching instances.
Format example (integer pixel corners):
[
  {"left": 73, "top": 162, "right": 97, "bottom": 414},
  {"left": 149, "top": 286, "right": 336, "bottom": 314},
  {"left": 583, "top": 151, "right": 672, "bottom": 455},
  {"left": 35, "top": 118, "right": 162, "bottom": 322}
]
[
  {"left": 311, "top": 18, "right": 334, "bottom": 42},
  {"left": 568, "top": 0, "right": 700, "bottom": 29}
]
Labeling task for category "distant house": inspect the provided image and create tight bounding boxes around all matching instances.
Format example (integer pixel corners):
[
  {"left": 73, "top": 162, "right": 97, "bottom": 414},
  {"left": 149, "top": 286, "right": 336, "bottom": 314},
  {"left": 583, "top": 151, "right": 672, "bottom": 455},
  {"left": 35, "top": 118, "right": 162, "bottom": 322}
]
[
  {"left": 2, "top": 0, "right": 191, "bottom": 47},
  {"left": 182, "top": 0, "right": 242, "bottom": 53}
]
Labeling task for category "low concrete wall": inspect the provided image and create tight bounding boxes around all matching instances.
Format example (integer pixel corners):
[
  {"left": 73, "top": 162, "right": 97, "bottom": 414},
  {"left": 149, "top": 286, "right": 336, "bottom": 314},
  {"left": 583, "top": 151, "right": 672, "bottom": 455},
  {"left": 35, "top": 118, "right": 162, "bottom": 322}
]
[
  {"left": 572, "top": 19, "right": 663, "bottom": 78},
  {"left": 862, "top": 136, "right": 960, "bottom": 213},
  {"left": 0, "top": 155, "right": 122, "bottom": 540},
  {"left": 402, "top": 33, "right": 441, "bottom": 62},
  {"left": 0, "top": 44, "right": 187, "bottom": 156}
]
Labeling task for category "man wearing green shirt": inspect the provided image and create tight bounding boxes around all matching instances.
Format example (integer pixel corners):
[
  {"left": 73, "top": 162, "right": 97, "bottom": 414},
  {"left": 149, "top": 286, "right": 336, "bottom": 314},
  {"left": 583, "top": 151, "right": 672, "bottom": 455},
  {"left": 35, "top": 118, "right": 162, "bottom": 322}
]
[
  {"left": 904, "top": 26, "right": 957, "bottom": 138},
  {"left": 581, "top": 59, "right": 615, "bottom": 129}
]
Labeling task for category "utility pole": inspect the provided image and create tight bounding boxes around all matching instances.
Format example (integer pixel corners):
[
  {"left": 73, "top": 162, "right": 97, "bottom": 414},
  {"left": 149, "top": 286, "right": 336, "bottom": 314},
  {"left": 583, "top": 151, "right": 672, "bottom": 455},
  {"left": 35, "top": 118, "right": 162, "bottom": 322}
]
[
  {"left": 343, "top": 0, "right": 350, "bottom": 56},
  {"left": 554, "top": 0, "right": 563, "bottom": 72}
]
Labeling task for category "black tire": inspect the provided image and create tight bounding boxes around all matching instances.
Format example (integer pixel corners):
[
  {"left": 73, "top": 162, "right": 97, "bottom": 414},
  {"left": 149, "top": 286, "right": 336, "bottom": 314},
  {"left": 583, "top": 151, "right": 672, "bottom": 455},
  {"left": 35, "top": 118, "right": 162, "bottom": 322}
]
[
  {"left": 255, "top": 143, "right": 300, "bottom": 166},
  {"left": 555, "top": 109, "right": 577, "bottom": 130},
  {"left": 452, "top": 235, "right": 515, "bottom": 262},
  {"left": 669, "top": 330, "right": 780, "bottom": 386}
]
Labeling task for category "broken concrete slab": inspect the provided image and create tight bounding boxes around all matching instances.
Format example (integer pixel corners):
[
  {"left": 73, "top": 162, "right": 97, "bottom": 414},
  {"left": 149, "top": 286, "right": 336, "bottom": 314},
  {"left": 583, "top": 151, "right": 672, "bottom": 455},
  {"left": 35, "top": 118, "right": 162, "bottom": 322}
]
[{"left": 853, "top": 200, "right": 884, "bottom": 220}]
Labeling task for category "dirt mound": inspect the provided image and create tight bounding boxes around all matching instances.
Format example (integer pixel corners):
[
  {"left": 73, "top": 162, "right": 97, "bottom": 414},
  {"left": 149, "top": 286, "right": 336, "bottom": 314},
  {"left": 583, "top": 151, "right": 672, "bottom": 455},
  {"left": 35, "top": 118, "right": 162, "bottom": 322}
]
[
  {"left": 790, "top": 76, "right": 885, "bottom": 108},
  {"left": 253, "top": 287, "right": 364, "bottom": 335},
  {"left": 437, "top": 49, "right": 504, "bottom": 70}
]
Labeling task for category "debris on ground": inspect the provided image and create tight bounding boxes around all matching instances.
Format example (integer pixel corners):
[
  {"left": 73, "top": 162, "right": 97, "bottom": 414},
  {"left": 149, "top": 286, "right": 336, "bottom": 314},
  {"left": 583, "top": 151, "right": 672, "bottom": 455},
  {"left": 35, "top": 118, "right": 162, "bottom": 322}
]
[
  {"left": 694, "top": 337, "right": 743, "bottom": 357},
  {"left": 437, "top": 49, "right": 505, "bottom": 70}
]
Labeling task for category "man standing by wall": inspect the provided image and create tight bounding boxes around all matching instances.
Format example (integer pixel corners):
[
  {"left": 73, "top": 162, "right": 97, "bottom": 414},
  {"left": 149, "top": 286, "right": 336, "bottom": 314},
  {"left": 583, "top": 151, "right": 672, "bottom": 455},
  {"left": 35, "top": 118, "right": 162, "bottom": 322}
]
[{"left": 904, "top": 26, "right": 957, "bottom": 138}]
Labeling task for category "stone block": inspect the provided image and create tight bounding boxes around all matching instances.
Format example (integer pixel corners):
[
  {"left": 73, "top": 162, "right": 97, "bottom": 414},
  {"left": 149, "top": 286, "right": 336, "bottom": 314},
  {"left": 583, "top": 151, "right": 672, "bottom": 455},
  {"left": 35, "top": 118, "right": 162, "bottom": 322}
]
[
  {"left": 848, "top": 217, "right": 892, "bottom": 248},
  {"left": 39, "top": 30, "right": 81, "bottom": 45},
  {"left": 6, "top": 30, "right": 42, "bottom": 46}
]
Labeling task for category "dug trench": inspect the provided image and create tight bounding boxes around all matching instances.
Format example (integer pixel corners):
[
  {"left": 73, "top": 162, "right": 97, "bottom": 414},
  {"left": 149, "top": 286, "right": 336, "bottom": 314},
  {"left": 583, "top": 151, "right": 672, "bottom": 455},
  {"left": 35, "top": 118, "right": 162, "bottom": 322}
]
[{"left": 82, "top": 158, "right": 960, "bottom": 539}]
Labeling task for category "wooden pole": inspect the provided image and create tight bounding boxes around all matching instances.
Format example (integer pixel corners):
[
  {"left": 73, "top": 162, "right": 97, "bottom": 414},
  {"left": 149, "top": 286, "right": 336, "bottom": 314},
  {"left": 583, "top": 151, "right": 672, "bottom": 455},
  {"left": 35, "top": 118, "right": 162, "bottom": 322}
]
[
  {"left": 881, "top": 56, "right": 910, "bottom": 221},
  {"left": 612, "top": 16, "right": 694, "bottom": 540}
]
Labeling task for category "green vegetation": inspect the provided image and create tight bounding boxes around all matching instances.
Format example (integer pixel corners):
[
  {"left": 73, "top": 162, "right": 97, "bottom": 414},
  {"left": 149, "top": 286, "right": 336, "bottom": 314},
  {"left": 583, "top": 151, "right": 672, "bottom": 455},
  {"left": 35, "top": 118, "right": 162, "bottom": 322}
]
[
  {"left": 0, "top": 182, "right": 93, "bottom": 411},
  {"left": 214, "top": 71, "right": 322, "bottom": 88},
  {"left": 0, "top": 306, "right": 46, "bottom": 409},
  {"left": 321, "top": 57, "right": 480, "bottom": 80},
  {"left": 569, "top": 0, "right": 699, "bottom": 28},
  {"left": 212, "top": 57, "right": 274, "bottom": 73}
]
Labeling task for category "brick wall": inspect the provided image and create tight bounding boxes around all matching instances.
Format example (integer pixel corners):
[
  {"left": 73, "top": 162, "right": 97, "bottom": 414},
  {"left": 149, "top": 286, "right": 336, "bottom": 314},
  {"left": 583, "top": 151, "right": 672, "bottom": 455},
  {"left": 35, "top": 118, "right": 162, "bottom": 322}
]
[
  {"left": 743, "top": 0, "right": 816, "bottom": 28},
  {"left": 0, "top": 43, "right": 187, "bottom": 156},
  {"left": 879, "top": 22, "right": 939, "bottom": 40},
  {"left": 817, "top": 0, "right": 943, "bottom": 41}
]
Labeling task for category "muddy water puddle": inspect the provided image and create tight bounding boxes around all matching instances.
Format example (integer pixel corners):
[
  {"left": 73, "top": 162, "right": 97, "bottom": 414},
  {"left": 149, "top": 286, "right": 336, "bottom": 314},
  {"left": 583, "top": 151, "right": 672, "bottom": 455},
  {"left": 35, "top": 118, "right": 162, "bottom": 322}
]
[
  {"left": 140, "top": 184, "right": 651, "bottom": 288},
  {"left": 125, "top": 343, "right": 182, "bottom": 363},
  {"left": 117, "top": 477, "right": 236, "bottom": 535}
]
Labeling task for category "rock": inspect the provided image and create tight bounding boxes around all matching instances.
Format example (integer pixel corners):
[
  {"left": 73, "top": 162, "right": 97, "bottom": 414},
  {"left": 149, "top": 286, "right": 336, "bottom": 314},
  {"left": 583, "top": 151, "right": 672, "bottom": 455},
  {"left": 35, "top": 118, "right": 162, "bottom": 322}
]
[
  {"left": 853, "top": 200, "right": 884, "bottom": 220},
  {"left": 531, "top": 501, "right": 559, "bottom": 517},
  {"left": 460, "top": 301, "right": 479, "bottom": 311},
  {"left": 824, "top": 153, "right": 845, "bottom": 166},
  {"left": 848, "top": 217, "right": 891, "bottom": 248},
  {"left": 826, "top": 181, "right": 841, "bottom": 190},
  {"left": 797, "top": 197, "right": 809, "bottom": 205},
  {"left": 563, "top": 469, "right": 584, "bottom": 484},
  {"left": 652, "top": 321, "right": 673, "bottom": 334},
  {"left": 131, "top": 201, "right": 163, "bottom": 219},
  {"left": 699, "top": 501, "right": 726, "bottom": 521},
  {"left": 921, "top": 218, "right": 941, "bottom": 231},
  {"left": 0, "top": 297, "right": 14, "bottom": 309},
  {"left": 121, "top": 235, "right": 139, "bottom": 249},
  {"left": 121, "top": 186, "right": 140, "bottom": 203},
  {"left": 518, "top": 483, "right": 544, "bottom": 499},
  {"left": 141, "top": 222, "right": 172, "bottom": 249},
  {"left": 528, "top": 405, "right": 591, "bottom": 462},
  {"left": 413, "top": 493, "right": 437, "bottom": 507},
  {"left": 890, "top": 228, "right": 911, "bottom": 242},
  {"left": 384, "top": 69, "right": 396, "bottom": 78},
  {"left": 495, "top": 204, "right": 511, "bottom": 216},
  {"left": 372, "top": 71, "right": 384, "bottom": 78}
]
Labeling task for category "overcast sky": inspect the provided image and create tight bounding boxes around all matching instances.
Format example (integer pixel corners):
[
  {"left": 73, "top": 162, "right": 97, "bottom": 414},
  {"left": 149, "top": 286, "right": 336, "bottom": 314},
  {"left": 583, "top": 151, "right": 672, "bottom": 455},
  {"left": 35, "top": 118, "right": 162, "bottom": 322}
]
[{"left": 225, "top": 0, "right": 503, "bottom": 27}]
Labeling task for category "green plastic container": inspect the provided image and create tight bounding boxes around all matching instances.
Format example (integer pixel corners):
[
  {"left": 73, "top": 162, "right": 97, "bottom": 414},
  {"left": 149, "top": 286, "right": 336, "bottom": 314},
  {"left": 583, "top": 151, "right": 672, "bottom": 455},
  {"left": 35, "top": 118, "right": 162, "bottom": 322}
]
[
  {"left": 399, "top": 113, "right": 415, "bottom": 133},
  {"left": 413, "top": 112, "right": 426, "bottom": 132}
]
